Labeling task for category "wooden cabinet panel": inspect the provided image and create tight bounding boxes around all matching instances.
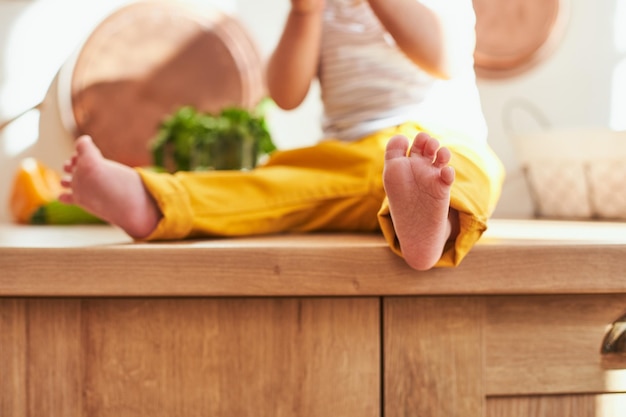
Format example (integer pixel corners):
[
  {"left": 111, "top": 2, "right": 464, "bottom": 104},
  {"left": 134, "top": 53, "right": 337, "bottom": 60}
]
[
  {"left": 0, "top": 299, "right": 27, "bottom": 417},
  {"left": 485, "top": 295, "right": 626, "bottom": 396},
  {"left": 27, "top": 299, "right": 84, "bottom": 417},
  {"left": 384, "top": 296, "right": 485, "bottom": 417},
  {"left": 82, "top": 298, "right": 380, "bottom": 417},
  {"left": 1, "top": 299, "right": 84, "bottom": 417},
  {"left": 1, "top": 297, "right": 380, "bottom": 417}
]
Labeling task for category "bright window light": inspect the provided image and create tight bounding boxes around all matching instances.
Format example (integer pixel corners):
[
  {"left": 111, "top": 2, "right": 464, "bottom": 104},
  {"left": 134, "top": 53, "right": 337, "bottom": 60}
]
[
  {"left": 610, "top": 58, "right": 626, "bottom": 131},
  {"left": 2, "top": 110, "right": 39, "bottom": 156},
  {"left": 596, "top": 390, "right": 626, "bottom": 416},
  {"left": 1, "top": 0, "right": 118, "bottom": 157},
  {"left": 611, "top": 1, "right": 626, "bottom": 130},
  {"left": 615, "top": 0, "right": 626, "bottom": 53}
]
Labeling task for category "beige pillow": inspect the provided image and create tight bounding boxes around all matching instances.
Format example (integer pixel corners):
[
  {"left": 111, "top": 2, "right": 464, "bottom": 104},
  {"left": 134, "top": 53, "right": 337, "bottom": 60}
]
[
  {"left": 525, "top": 160, "right": 592, "bottom": 219},
  {"left": 587, "top": 159, "right": 626, "bottom": 219},
  {"left": 514, "top": 129, "right": 626, "bottom": 220}
]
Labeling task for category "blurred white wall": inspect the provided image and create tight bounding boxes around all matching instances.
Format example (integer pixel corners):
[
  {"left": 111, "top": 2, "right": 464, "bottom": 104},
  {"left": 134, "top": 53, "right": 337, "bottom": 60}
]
[
  {"left": 477, "top": 0, "right": 626, "bottom": 217},
  {"left": 0, "top": 0, "right": 624, "bottom": 222}
]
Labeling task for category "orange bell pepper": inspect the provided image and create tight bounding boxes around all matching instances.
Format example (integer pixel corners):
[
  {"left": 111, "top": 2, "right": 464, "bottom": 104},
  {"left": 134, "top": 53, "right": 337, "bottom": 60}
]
[{"left": 9, "top": 158, "right": 62, "bottom": 223}]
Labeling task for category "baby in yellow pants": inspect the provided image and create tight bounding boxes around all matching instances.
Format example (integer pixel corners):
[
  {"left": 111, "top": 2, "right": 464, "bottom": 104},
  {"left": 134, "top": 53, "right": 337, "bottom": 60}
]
[{"left": 60, "top": 0, "right": 505, "bottom": 271}]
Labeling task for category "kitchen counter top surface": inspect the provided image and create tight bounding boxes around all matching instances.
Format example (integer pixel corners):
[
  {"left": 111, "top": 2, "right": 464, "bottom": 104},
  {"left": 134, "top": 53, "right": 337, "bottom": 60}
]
[{"left": 2, "top": 219, "right": 625, "bottom": 297}]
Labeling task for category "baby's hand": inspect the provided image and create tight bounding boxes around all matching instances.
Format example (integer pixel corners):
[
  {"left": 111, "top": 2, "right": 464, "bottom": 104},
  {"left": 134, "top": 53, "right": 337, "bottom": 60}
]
[{"left": 291, "top": 0, "right": 325, "bottom": 14}]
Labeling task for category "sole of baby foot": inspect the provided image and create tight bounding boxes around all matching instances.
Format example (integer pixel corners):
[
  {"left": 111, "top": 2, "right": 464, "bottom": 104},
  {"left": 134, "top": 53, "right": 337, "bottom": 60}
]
[{"left": 383, "top": 132, "right": 456, "bottom": 271}]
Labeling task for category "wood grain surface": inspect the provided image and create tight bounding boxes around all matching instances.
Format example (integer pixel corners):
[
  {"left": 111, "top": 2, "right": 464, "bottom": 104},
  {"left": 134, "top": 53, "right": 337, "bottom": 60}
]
[
  {"left": 3, "top": 219, "right": 626, "bottom": 416},
  {"left": 1, "top": 219, "right": 626, "bottom": 297},
  {"left": 485, "top": 294, "right": 626, "bottom": 396},
  {"left": 1, "top": 297, "right": 379, "bottom": 417},
  {"left": 384, "top": 296, "right": 485, "bottom": 417}
]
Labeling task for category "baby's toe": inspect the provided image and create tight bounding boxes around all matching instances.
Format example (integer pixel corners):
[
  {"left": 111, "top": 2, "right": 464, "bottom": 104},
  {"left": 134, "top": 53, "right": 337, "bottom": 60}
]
[{"left": 433, "top": 146, "right": 451, "bottom": 167}]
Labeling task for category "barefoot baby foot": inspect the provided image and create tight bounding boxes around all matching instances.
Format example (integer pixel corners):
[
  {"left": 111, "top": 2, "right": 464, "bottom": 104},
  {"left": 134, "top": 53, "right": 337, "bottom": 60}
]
[
  {"left": 383, "top": 132, "right": 456, "bottom": 271},
  {"left": 60, "top": 135, "right": 161, "bottom": 239}
]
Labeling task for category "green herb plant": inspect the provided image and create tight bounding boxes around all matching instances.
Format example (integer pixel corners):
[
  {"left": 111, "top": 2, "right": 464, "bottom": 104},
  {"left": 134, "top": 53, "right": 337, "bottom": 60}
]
[{"left": 151, "top": 100, "right": 276, "bottom": 172}]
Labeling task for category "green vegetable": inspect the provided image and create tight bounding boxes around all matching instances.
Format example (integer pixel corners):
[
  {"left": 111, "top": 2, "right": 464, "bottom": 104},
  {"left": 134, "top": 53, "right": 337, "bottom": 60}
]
[
  {"left": 151, "top": 100, "right": 277, "bottom": 172},
  {"left": 30, "top": 200, "right": 105, "bottom": 225}
]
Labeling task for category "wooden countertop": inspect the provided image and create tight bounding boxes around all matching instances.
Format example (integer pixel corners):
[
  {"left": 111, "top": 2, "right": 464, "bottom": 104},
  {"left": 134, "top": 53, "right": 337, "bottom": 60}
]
[{"left": 1, "top": 219, "right": 625, "bottom": 297}]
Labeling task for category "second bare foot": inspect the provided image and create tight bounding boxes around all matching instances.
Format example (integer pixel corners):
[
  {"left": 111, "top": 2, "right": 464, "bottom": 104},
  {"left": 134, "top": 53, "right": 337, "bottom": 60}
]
[{"left": 383, "top": 132, "right": 457, "bottom": 271}]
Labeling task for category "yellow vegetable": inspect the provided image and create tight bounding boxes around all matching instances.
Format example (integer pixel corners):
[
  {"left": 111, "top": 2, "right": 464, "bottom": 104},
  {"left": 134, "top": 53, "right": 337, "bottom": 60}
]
[{"left": 9, "top": 158, "right": 62, "bottom": 223}]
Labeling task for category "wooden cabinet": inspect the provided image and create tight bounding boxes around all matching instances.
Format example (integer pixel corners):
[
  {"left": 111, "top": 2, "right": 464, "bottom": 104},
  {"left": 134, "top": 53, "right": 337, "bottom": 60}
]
[
  {"left": 2, "top": 220, "right": 626, "bottom": 416},
  {"left": 384, "top": 297, "right": 485, "bottom": 417},
  {"left": 5, "top": 294, "right": 626, "bottom": 416},
  {"left": 385, "top": 295, "right": 626, "bottom": 417},
  {"left": 1, "top": 298, "right": 380, "bottom": 417}
]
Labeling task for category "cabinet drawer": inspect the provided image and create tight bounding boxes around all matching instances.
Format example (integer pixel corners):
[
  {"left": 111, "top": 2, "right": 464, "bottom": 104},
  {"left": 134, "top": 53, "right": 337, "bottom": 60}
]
[{"left": 485, "top": 295, "right": 626, "bottom": 396}]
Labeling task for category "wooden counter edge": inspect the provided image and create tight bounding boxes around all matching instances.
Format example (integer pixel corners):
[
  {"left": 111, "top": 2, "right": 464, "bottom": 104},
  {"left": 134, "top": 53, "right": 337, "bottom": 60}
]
[{"left": 2, "top": 233, "right": 625, "bottom": 297}]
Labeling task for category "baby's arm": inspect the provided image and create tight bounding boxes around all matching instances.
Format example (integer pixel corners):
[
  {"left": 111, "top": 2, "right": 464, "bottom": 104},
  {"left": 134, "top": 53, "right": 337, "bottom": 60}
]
[
  {"left": 367, "top": 0, "right": 475, "bottom": 79},
  {"left": 266, "top": 0, "right": 325, "bottom": 110}
]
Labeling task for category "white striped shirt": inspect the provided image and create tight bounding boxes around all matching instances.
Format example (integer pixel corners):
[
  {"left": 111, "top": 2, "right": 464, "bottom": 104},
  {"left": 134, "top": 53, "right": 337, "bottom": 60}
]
[{"left": 319, "top": 0, "right": 487, "bottom": 144}]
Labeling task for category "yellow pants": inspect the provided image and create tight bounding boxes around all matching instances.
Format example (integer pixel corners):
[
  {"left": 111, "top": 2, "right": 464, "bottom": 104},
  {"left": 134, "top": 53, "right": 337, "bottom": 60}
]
[{"left": 136, "top": 122, "right": 505, "bottom": 267}]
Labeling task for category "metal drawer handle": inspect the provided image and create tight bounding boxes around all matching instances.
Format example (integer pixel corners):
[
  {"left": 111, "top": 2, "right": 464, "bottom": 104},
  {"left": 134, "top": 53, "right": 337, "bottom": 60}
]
[{"left": 602, "top": 313, "right": 626, "bottom": 354}]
